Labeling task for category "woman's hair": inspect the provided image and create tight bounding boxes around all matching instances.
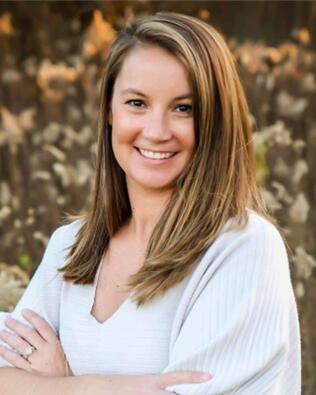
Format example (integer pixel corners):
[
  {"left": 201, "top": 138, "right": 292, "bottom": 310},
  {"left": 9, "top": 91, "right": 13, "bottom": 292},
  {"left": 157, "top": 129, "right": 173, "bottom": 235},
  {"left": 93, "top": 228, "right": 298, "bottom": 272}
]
[{"left": 58, "top": 11, "right": 276, "bottom": 306}]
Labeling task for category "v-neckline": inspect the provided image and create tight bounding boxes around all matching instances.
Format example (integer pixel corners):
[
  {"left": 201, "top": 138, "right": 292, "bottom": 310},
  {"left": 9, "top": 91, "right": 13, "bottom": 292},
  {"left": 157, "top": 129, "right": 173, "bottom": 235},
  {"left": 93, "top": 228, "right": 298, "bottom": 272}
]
[{"left": 88, "top": 257, "right": 131, "bottom": 326}]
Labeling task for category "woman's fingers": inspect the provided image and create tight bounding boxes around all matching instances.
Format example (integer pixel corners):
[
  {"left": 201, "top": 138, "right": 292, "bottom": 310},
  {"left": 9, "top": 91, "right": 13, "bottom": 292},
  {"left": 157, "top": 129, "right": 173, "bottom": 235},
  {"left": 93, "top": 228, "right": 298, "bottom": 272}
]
[
  {"left": 0, "top": 344, "right": 32, "bottom": 371},
  {"left": 21, "top": 309, "right": 58, "bottom": 344},
  {"left": 1, "top": 310, "right": 70, "bottom": 377},
  {"left": 157, "top": 371, "right": 212, "bottom": 388},
  {"left": 4, "top": 316, "right": 45, "bottom": 350},
  {"left": 0, "top": 329, "right": 32, "bottom": 357}
]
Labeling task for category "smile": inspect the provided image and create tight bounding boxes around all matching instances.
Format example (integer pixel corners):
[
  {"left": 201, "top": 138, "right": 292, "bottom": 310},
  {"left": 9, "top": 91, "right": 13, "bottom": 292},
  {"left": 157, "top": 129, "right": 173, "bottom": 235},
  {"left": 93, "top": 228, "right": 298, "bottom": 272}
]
[{"left": 137, "top": 148, "right": 177, "bottom": 160}]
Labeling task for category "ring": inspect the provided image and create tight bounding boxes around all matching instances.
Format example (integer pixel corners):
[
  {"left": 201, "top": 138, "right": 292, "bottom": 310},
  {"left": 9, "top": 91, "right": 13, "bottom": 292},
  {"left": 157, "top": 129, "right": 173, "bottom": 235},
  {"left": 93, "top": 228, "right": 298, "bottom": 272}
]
[{"left": 21, "top": 345, "right": 36, "bottom": 360}]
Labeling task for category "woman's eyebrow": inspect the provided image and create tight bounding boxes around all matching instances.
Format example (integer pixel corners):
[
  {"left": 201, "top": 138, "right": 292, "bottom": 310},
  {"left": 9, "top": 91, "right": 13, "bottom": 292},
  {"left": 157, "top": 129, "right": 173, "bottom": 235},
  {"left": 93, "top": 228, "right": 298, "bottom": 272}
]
[{"left": 121, "top": 88, "right": 192, "bottom": 100}]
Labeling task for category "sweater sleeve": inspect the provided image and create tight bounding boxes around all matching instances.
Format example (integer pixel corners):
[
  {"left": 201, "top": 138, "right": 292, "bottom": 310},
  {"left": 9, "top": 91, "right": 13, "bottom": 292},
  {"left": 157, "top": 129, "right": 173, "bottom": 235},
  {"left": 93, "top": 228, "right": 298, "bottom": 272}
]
[
  {"left": 0, "top": 224, "right": 69, "bottom": 368},
  {"left": 161, "top": 215, "right": 301, "bottom": 395}
]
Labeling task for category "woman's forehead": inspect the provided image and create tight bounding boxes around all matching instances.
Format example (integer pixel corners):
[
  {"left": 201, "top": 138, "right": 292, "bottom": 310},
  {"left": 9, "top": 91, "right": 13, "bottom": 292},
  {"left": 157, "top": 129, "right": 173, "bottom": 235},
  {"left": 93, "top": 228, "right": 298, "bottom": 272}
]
[{"left": 113, "top": 49, "right": 192, "bottom": 98}]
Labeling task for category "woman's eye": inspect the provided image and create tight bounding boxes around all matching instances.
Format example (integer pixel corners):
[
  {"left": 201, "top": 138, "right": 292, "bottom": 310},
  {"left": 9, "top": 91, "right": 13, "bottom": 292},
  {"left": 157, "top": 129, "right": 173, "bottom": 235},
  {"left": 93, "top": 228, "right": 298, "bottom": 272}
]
[
  {"left": 125, "top": 100, "right": 192, "bottom": 114},
  {"left": 175, "top": 104, "right": 192, "bottom": 114},
  {"left": 125, "top": 99, "right": 144, "bottom": 108}
]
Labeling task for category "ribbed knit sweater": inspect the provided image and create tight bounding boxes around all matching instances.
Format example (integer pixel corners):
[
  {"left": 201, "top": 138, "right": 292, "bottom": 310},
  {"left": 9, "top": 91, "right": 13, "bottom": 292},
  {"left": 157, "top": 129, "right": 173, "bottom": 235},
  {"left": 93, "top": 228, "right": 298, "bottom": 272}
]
[{"left": 0, "top": 210, "right": 301, "bottom": 394}]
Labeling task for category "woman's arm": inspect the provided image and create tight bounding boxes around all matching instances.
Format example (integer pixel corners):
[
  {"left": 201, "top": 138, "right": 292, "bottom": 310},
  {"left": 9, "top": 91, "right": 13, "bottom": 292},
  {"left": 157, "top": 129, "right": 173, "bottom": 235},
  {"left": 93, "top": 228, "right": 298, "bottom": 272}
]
[
  {"left": 162, "top": 215, "right": 301, "bottom": 394},
  {"left": 0, "top": 367, "right": 96, "bottom": 395},
  {"left": 0, "top": 222, "right": 77, "bottom": 369},
  {"left": 0, "top": 367, "right": 212, "bottom": 395}
]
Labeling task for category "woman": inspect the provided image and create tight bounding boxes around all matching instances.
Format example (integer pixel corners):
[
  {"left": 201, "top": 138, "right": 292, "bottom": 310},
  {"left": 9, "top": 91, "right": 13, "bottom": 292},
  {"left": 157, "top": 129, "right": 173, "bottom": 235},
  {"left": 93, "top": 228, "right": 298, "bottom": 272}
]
[{"left": 0, "top": 11, "right": 301, "bottom": 394}]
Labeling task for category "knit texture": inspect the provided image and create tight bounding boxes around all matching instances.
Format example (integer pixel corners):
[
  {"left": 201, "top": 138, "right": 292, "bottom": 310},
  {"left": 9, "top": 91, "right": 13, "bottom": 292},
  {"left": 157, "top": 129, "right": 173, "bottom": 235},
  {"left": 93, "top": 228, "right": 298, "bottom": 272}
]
[{"left": 0, "top": 210, "right": 301, "bottom": 394}]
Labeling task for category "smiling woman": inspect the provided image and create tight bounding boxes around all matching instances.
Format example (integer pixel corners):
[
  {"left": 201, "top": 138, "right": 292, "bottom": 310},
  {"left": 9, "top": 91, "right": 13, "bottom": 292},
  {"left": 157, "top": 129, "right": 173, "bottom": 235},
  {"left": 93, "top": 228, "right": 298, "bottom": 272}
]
[
  {"left": 0, "top": 10, "right": 301, "bottom": 395},
  {"left": 108, "top": 44, "right": 195, "bottom": 193}
]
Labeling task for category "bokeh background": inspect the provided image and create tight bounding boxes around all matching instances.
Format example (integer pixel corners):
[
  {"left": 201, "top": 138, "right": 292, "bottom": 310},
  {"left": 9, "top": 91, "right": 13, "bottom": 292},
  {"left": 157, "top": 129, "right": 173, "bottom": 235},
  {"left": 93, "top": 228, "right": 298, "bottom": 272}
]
[{"left": 0, "top": 1, "right": 315, "bottom": 393}]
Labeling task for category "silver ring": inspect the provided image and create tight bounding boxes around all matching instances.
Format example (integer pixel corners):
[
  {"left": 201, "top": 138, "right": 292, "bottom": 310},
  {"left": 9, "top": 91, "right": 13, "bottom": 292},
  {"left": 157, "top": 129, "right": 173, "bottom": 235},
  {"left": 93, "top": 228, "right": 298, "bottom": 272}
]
[{"left": 21, "top": 345, "right": 36, "bottom": 360}]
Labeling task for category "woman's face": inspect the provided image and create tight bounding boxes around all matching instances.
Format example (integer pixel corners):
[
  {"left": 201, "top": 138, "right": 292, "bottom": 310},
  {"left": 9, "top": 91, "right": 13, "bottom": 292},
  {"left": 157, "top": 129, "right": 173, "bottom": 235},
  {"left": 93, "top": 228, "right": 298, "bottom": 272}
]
[{"left": 108, "top": 44, "right": 195, "bottom": 194}]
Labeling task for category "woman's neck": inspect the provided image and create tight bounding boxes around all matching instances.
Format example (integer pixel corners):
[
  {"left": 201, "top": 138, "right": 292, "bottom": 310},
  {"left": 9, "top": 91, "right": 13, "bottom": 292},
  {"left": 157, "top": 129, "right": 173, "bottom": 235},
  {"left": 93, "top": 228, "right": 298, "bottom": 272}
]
[{"left": 126, "top": 181, "right": 173, "bottom": 246}]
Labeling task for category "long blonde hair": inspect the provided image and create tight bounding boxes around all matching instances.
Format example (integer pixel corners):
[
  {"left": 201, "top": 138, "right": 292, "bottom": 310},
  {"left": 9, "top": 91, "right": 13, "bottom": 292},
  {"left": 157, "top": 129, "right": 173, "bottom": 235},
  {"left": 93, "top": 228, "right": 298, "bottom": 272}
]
[{"left": 58, "top": 11, "right": 275, "bottom": 306}]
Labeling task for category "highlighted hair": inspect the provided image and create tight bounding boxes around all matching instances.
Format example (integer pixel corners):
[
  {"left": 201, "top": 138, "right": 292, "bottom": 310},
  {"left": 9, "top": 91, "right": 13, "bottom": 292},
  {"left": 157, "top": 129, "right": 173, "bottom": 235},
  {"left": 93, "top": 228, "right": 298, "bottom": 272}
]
[{"left": 59, "top": 12, "right": 275, "bottom": 306}]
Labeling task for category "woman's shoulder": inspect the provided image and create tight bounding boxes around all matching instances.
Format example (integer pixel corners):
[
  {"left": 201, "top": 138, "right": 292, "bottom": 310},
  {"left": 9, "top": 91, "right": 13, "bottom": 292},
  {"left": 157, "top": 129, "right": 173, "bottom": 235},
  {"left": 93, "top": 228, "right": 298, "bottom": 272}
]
[
  {"left": 220, "top": 208, "right": 285, "bottom": 247},
  {"left": 51, "top": 218, "right": 84, "bottom": 246},
  {"left": 195, "top": 209, "right": 289, "bottom": 281},
  {"left": 41, "top": 218, "right": 85, "bottom": 269},
  {"left": 185, "top": 209, "right": 291, "bottom": 307}
]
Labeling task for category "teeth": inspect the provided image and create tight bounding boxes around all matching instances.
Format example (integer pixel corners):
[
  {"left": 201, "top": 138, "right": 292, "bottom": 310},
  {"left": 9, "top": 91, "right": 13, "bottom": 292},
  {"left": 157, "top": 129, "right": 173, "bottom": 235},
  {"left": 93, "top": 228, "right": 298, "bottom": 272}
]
[{"left": 139, "top": 148, "right": 175, "bottom": 159}]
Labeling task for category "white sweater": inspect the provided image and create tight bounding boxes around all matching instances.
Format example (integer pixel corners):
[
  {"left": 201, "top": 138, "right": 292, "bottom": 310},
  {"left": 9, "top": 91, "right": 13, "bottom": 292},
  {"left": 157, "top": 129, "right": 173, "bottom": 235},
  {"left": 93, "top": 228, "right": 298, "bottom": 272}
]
[{"left": 0, "top": 210, "right": 301, "bottom": 394}]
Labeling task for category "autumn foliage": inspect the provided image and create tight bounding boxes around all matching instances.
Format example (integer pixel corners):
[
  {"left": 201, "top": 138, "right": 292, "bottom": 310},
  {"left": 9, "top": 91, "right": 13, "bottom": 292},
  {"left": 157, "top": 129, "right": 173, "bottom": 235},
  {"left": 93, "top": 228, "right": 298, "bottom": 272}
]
[{"left": 0, "top": 3, "right": 315, "bottom": 393}]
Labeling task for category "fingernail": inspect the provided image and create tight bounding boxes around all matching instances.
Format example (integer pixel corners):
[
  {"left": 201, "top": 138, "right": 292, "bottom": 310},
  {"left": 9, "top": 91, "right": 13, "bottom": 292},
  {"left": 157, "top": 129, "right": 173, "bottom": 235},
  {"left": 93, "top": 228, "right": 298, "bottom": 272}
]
[{"left": 198, "top": 372, "right": 212, "bottom": 380}]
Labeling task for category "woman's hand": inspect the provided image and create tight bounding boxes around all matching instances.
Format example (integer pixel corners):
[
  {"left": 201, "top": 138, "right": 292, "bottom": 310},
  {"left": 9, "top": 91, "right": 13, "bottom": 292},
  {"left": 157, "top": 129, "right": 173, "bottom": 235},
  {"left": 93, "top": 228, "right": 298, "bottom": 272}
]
[
  {"left": 82, "top": 370, "right": 212, "bottom": 395},
  {"left": 0, "top": 308, "right": 72, "bottom": 377}
]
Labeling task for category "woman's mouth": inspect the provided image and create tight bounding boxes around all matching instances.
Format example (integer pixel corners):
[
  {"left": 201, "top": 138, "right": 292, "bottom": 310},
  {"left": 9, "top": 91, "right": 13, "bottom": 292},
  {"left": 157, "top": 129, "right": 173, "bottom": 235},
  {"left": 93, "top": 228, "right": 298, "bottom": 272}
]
[{"left": 136, "top": 147, "right": 177, "bottom": 160}]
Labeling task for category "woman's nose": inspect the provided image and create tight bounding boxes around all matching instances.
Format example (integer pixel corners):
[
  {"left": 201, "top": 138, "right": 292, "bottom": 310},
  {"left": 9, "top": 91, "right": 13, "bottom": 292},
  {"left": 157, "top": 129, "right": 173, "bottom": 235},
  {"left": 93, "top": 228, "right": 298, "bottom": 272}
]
[{"left": 142, "top": 112, "right": 172, "bottom": 142}]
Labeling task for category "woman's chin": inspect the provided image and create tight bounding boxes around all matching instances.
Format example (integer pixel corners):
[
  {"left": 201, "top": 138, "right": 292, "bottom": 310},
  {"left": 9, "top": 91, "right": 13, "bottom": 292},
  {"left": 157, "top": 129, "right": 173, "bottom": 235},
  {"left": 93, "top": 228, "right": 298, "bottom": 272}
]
[{"left": 131, "top": 177, "right": 176, "bottom": 192}]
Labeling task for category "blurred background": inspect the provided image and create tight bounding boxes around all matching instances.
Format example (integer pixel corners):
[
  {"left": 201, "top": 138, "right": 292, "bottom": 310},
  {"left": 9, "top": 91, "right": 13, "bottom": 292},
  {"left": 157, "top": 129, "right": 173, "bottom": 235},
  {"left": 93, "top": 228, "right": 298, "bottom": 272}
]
[{"left": 0, "top": 1, "right": 315, "bottom": 393}]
